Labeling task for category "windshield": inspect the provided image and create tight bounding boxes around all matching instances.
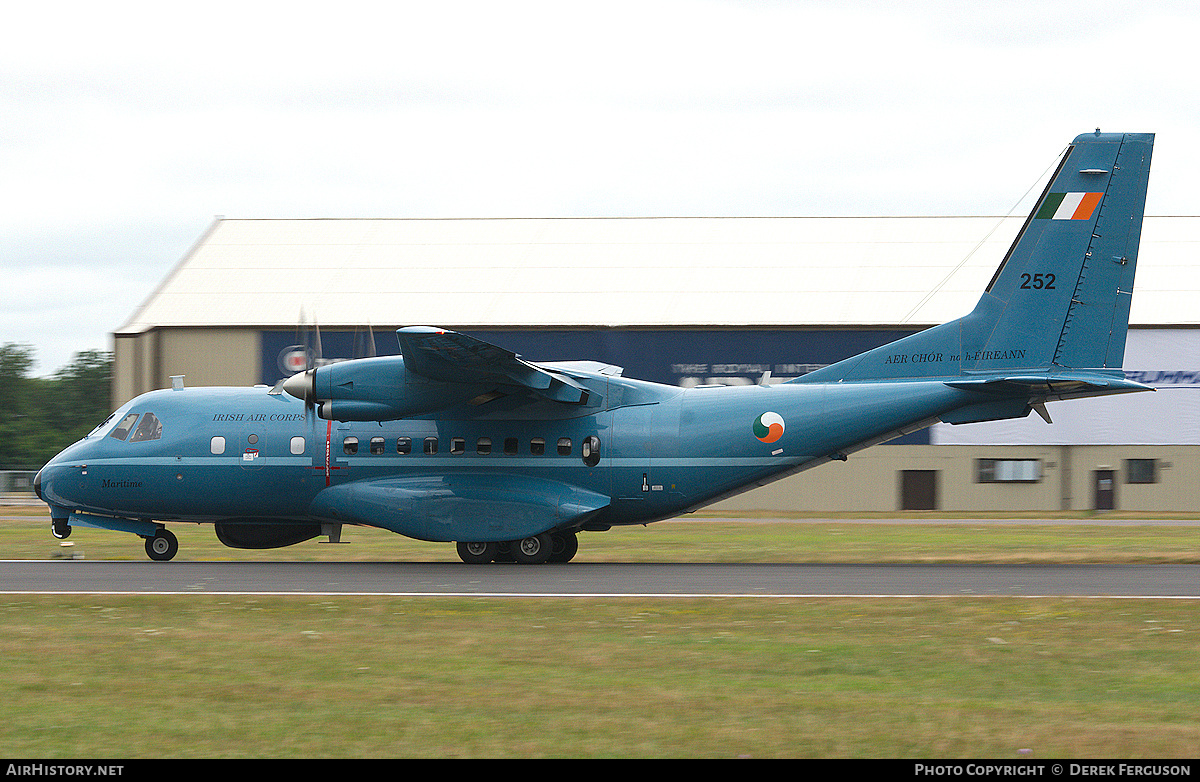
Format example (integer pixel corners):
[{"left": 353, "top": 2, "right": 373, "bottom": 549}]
[
  {"left": 129, "top": 412, "right": 162, "bottom": 442},
  {"left": 87, "top": 400, "right": 136, "bottom": 440}
]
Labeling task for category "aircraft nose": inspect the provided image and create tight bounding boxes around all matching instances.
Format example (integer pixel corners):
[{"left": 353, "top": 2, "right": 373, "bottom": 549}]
[{"left": 33, "top": 468, "right": 42, "bottom": 501}]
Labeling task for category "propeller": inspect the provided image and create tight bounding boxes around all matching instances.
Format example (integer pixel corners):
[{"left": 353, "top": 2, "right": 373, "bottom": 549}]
[
  {"left": 284, "top": 308, "right": 323, "bottom": 420},
  {"left": 353, "top": 322, "right": 377, "bottom": 359}
]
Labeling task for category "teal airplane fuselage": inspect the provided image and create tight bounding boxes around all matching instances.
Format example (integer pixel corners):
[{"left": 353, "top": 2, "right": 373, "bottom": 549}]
[{"left": 35, "top": 131, "right": 1156, "bottom": 563}]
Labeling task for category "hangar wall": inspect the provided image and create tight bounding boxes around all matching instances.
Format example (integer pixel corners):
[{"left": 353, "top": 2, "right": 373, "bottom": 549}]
[
  {"left": 110, "top": 323, "right": 1200, "bottom": 515},
  {"left": 707, "top": 444, "right": 1200, "bottom": 514},
  {"left": 109, "top": 216, "right": 1200, "bottom": 516},
  {"left": 114, "top": 328, "right": 260, "bottom": 403}
]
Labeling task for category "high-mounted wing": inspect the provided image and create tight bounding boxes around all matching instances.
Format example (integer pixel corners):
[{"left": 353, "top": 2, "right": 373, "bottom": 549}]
[
  {"left": 281, "top": 327, "right": 596, "bottom": 421},
  {"left": 396, "top": 326, "right": 589, "bottom": 404}
]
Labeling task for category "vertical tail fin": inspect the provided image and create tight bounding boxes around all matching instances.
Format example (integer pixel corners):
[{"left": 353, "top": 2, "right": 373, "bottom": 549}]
[{"left": 794, "top": 131, "right": 1154, "bottom": 384}]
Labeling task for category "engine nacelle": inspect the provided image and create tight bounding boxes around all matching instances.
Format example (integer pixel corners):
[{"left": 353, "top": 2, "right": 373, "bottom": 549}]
[{"left": 282, "top": 355, "right": 481, "bottom": 422}]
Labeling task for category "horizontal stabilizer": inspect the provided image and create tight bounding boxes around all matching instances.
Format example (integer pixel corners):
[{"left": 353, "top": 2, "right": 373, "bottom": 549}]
[{"left": 945, "top": 372, "right": 1152, "bottom": 401}]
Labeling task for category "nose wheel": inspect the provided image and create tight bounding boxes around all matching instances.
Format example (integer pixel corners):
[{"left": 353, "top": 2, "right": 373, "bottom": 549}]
[{"left": 144, "top": 528, "right": 179, "bottom": 561}]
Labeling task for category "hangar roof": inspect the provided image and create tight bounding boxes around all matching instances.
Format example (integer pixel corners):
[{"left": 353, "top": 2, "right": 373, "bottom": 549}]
[{"left": 117, "top": 216, "right": 1200, "bottom": 334}]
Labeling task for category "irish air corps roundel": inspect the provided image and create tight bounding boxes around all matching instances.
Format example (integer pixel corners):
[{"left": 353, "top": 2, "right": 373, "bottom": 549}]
[{"left": 753, "top": 412, "right": 785, "bottom": 444}]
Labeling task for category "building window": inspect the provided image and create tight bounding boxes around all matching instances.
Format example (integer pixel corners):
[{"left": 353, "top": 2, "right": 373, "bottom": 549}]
[
  {"left": 1125, "top": 459, "right": 1158, "bottom": 484},
  {"left": 977, "top": 459, "right": 1041, "bottom": 483}
]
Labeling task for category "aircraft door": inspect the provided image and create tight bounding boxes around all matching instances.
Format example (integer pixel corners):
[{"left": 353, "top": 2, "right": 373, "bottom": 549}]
[{"left": 612, "top": 404, "right": 653, "bottom": 501}]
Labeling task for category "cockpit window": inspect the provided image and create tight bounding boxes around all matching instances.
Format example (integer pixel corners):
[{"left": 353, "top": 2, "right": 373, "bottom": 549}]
[
  {"left": 109, "top": 413, "right": 140, "bottom": 441},
  {"left": 129, "top": 412, "right": 163, "bottom": 442},
  {"left": 88, "top": 412, "right": 116, "bottom": 438}
]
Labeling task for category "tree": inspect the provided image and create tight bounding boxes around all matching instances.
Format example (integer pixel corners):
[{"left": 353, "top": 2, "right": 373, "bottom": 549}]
[{"left": 0, "top": 345, "right": 113, "bottom": 470}]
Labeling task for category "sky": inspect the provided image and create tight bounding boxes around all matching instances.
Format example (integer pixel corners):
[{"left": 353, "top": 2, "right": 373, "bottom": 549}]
[{"left": 2, "top": 0, "right": 1198, "bottom": 376}]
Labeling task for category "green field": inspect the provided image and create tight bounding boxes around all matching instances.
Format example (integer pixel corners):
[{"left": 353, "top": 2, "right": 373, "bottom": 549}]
[
  {"left": 6, "top": 506, "right": 1200, "bottom": 564},
  {"left": 4, "top": 508, "right": 1200, "bottom": 758}
]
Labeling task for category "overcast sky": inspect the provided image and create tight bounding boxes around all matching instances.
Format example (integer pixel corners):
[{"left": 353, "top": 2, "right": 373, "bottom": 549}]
[{"left": 2, "top": 0, "right": 1197, "bottom": 376}]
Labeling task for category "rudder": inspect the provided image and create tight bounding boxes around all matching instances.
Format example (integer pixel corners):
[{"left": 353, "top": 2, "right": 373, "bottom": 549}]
[
  {"left": 792, "top": 131, "right": 1154, "bottom": 384},
  {"left": 979, "top": 131, "right": 1153, "bottom": 371}
]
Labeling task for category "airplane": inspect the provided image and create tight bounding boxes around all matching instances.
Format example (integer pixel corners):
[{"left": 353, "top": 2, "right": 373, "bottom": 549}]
[{"left": 35, "top": 131, "right": 1154, "bottom": 564}]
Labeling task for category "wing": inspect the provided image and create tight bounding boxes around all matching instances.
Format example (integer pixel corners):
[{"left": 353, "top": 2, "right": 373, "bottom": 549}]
[
  {"left": 396, "top": 326, "right": 590, "bottom": 404},
  {"left": 284, "top": 327, "right": 613, "bottom": 420}
]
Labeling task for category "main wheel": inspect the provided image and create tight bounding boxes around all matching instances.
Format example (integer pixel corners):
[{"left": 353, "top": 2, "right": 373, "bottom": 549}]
[
  {"left": 548, "top": 531, "right": 579, "bottom": 563},
  {"left": 144, "top": 528, "right": 178, "bottom": 561},
  {"left": 511, "top": 532, "right": 553, "bottom": 565},
  {"left": 456, "top": 540, "right": 497, "bottom": 564}
]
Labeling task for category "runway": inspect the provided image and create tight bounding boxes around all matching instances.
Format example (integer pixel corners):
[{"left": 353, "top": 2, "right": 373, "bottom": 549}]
[{"left": 3, "top": 560, "right": 1200, "bottom": 598}]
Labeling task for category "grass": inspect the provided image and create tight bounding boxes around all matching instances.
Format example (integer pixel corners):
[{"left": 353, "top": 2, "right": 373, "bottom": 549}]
[
  {"left": 4, "top": 506, "right": 1200, "bottom": 758},
  {"left": 5, "top": 506, "right": 1200, "bottom": 564},
  {"left": 1, "top": 596, "right": 1198, "bottom": 758}
]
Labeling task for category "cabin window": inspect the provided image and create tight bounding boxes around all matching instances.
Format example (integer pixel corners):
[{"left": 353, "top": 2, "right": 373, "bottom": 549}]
[
  {"left": 211, "top": 436, "right": 226, "bottom": 455},
  {"left": 370, "top": 436, "right": 386, "bottom": 455},
  {"left": 557, "top": 437, "right": 572, "bottom": 456},
  {"left": 451, "top": 437, "right": 465, "bottom": 455},
  {"left": 477, "top": 437, "right": 492, "bottom": 455},
  {"left": 504, "top": 437, "right": 518, "bottom": 455},
  {"left": 424, "top": 436, "right": 438, "bottom": 455},
  {"left": 397, "top": 437, "right": 411, "bottom": 454},
  {"left": 129, "top": 412, "right": 162, "bottom": 442},
  {"left": 343, "top": 436, "right": 359, "bottom": 455},
  {"left": 582, "top": 436, "right": 601, "bottom": 467},
  {"left": 290, "top": 436, "right": 305, "bottom": 455},
  {"left": 109, "top": 413, "right": 139, "bottom": 441},
  {"left": 530, "top": 437, "right": 545, "bottom": 455}
]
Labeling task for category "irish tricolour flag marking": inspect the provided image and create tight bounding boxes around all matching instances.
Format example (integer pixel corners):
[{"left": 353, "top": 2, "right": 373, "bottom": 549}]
[{"left": 1035, "top": 192, "right": 1103, "bottom": 221}]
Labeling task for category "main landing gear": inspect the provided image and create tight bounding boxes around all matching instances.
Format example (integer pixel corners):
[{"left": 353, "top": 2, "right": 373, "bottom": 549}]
[
  {"left": 456, "top": 530, "right": 579, "bottom": 565},
  {"left": 143, "top": 527, "right": 179, "bottom": 562}
]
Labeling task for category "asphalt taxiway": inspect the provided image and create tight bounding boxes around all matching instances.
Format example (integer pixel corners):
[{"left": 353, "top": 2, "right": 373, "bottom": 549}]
[{"left": 2, "top": 560, "right": 1199, "bottom": 598}]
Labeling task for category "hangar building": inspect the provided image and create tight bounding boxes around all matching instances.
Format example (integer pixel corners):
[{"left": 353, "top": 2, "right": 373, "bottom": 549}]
[{"left": 114, "top": 216, "right": 1200, "bottom": 514}]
